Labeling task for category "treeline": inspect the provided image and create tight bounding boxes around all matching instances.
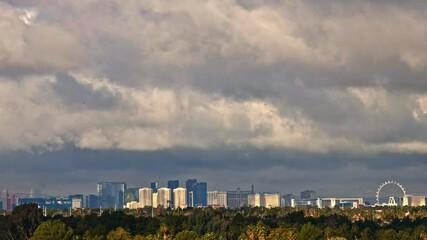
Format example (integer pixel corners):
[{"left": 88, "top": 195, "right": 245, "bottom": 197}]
[{"left": 1, "top": 203, "right": 427, "bottom": 239}]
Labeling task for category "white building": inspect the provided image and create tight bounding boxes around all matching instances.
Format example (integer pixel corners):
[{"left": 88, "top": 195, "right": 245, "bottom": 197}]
[
  {"left": 320, "top": 198, "right": 364, "bottom": 208},
  {"left": 208, "top": 191, "right": 227, "bottom": 208},
  {"left": 153, "top": 192, "right": 158, "bottom": 208},
  {"left": 139, "top": 187, "right": 153, "bottom": 208},
  {"left": 72, "top": 198, "right": 82, "bottom": 209},
  {"left": 263, "top": 193, "right": 281, "bottom": 208},
  {"left": 125, "top": 201, "right": 139, "bottom": 209},
  {"left": 248, "top": 193, "right": 261, "bottom": 207},
  {"left": 173, "top": 187, "right": 187, "bottom": 209},
  {"left": 291, "top": 198, "right": 322, "bottom": 208},
  {"left": 403, "top": 195, "right": 426, "bottom": 207},
  {"left": 248, "top": 193, "right": 280, "bottom": 208},
  {"left": 157, "top": 188, "right": 171, "bottom": 208}
]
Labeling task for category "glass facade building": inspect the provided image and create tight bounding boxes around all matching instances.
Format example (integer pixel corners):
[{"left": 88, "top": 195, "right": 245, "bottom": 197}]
[
  {"left": 185, "top": 179, "right": 197, "bottom": 207},
  {"left": 97, "top": 182, "right": 126, "bottom": 209},
  {"left": 167, "top": 180, "right": 179, "bottom": 208},
  {"left": 150, "top": 182, "right": 159, "bottom": 193},
  {"left": 194, "top": 182, "right": 207, "bottom": 207}
]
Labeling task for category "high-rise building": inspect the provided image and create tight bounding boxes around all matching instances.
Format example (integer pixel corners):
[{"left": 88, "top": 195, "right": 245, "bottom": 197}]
[
  {"left": 403, "top": 195, "right": 426, "bottom": 207},
  {"left": 97, "top": 182, "right": 126, "bottom": 209},
  {"left": 248, "top": 193, "right": 261, "bottom": 207},
  {"left": 186, "top": 179, "right": 197, "bottom": 207},
  {"left": 301, "top": 190, "right": 316, "bottom": 200},
  {"left": 126, "top": 188, "right": 140, "bottom": 202},
  {"left": 150, "top": 182, "right": 159, "bottom": 193},
  {"left": 85, "top": 195, "right": 99, "bottom": 208},
  {"left": 227, "top": 186, "right": 254, "bottom": 209},
  {"left": 139, "top": 188, "right": 153, "bottom": 208},
  {"left": 173, "top": 187, "right": 187, "bottom": 209},
  {"left": 262, "top": 193, "right": 281, "bottom": 208},
  {"left": 207, "top": 191, "right": 227, "bottom": 208},
  {"left": 2, "top": 189, "right": 9, "bottom": 211},
  {"left": 168, "top": 180, "right": 179, "bottom": 208},
  {"left": 157, "top": 187, "right": 171, "bottom": 208},
  {"left": 152, "top": 192, "right": 158, "bottom": 207},
  {"left": 193, "top": 182, "right": 208, "bottom": 207}
]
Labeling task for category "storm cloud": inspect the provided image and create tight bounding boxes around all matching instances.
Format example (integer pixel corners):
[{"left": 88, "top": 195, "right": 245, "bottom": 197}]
[{"left": 1, "top": 0, "right": 427, "bottom": 197}]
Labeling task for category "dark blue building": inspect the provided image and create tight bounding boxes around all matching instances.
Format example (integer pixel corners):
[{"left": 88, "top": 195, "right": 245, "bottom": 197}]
[
  {"left": 85, "top": 194, "right": 99, "bottom": 208},
  {"left": 168, "top": 180, "right": 179, "bottom": 208},
  {"left": 150, "top": 182, "right": 159, "bottom": 193},
  {"left": 18, "top": 197, "right": 72, "bottom": 209},
  {"left": 186, "top": 179, "right": 197, "bottom": 207},
  {"left": 194, "top": 182, "right": 208, "bottom": 207}
]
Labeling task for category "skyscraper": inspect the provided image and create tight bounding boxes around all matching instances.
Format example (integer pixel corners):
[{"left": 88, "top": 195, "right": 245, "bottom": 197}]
[
  {"left": 185, "top": 179, "right": 197, "bottom": 207},
  {"left": 152, "top": 192, "right": 158, "bottom": 207},
  {"left": 173, "top": 187, "right": 187, "bottom": 209},
  {"left": 193, "top": 182, "right": 207, "bottom": 207},
  {"left": 167, "top": 180, "right": 179, "bottom": 208},
  {"left": 139, "top": 187, "right": 153, "bottom": 208},
  {"left": 2, "top": 189, "right": 8, "bottom": 211},
  {"left": 97, "top": 182, "right": 126, "bottom": 209},
  {"left": 157, "top": 187, "right": 171, "bottom": 208},
  {"left": 85, "top": 194, "right": 99, "bottom": 209},
  {"left": 150, "top": 182, "right": 159, "bottom": 193}
]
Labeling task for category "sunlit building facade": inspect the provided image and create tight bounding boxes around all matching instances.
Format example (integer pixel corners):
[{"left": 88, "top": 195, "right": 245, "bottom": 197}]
[
  {"left": 207, "top": 191, "right": 227, "bottom": 208},
  {"left": 157, "top": 188, "right": 171, "bottom": 208},
  {"left": 139, "top": 187, "right": 153, "bottom": 208},
  {"left": 403, "top": 195, "right": 426, "bottom": 207},
  {"left": 173, "top": 187, "right": 187, "bottom": 209}
]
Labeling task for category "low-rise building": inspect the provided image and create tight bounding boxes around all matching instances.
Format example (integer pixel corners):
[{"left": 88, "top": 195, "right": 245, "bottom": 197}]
[{"left": 321, "top": 198, "right": 364, "bottom": 208}]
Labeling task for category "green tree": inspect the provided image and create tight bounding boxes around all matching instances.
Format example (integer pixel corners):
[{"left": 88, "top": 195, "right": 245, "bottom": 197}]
[
  {"left": 267, "top": 227, "right": 297, "bottom": 240},
  {"left": 107, "top": 227, "right": 132, "bottom": 240},
  {"left": 11, "top": 203, "right": 43, "bottom": 239},
  {"left": 198, "top": 232, "right": 218, "bottom": 240},
  {"left": 360, "top": 228, "right": 375, "bottom": 240},
  {"left": 376, "top": 229, "right": 399, "bottom": 240},
  {"left": 31, "top": 219, "right": 73, "bottom": 240},
  {"left": 297, "top": 223, "right": 324, "bottom": 240},
  {"left": 174, "top": 230, "right": 199, "bottom": 240}
]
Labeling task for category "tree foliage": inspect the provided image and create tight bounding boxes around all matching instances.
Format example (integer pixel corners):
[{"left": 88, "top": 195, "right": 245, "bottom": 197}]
[
  {"left": 31, "top": 219, "right": 73, "bottom": 240},
  {"left": 4, "top": 204, "right": 427, "bottom": 240}
]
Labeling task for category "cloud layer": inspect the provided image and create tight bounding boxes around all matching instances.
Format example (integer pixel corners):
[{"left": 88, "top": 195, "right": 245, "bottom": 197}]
[{"left": 1, "top": 0, "right": 427, "bottom": 195}]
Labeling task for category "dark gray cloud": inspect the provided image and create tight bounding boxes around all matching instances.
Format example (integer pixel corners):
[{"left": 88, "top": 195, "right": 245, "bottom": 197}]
[{"left": 1, "top": 147, "right": 427, "bottom": 197}]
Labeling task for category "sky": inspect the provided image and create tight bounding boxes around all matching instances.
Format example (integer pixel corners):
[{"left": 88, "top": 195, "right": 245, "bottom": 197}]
[{"left": 1, "top": 0, "right": 427, "bottom": 198}]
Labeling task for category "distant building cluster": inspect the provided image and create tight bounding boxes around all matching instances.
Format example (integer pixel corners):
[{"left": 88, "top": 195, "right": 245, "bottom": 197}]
[
  {"left": 126, "top": 180, "right": 208, "bottom": 209},
  {"left": 2, "top": 181, "right": 427, "bottom": 212}
]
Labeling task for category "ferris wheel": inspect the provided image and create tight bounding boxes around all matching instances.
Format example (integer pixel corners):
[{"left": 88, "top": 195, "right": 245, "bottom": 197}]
[{"left": 376, "top": 180, "right": 406, "bottom": 206}]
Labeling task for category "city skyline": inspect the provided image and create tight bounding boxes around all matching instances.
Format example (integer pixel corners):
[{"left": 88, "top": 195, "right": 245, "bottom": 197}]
[
  {"left": 1, "top": 1, "right": 427, "bottom": 197},
  {"left": 4, "top": 178, "right": 425, "bottom": 211},
  {"left": 1, "top": 178, "right": 424, "bottom": 200}
]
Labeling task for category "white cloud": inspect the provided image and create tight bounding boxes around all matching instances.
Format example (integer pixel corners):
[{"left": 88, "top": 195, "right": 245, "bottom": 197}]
[{"left": 0, "top": 2, "right": 85, "bottom": 72}]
